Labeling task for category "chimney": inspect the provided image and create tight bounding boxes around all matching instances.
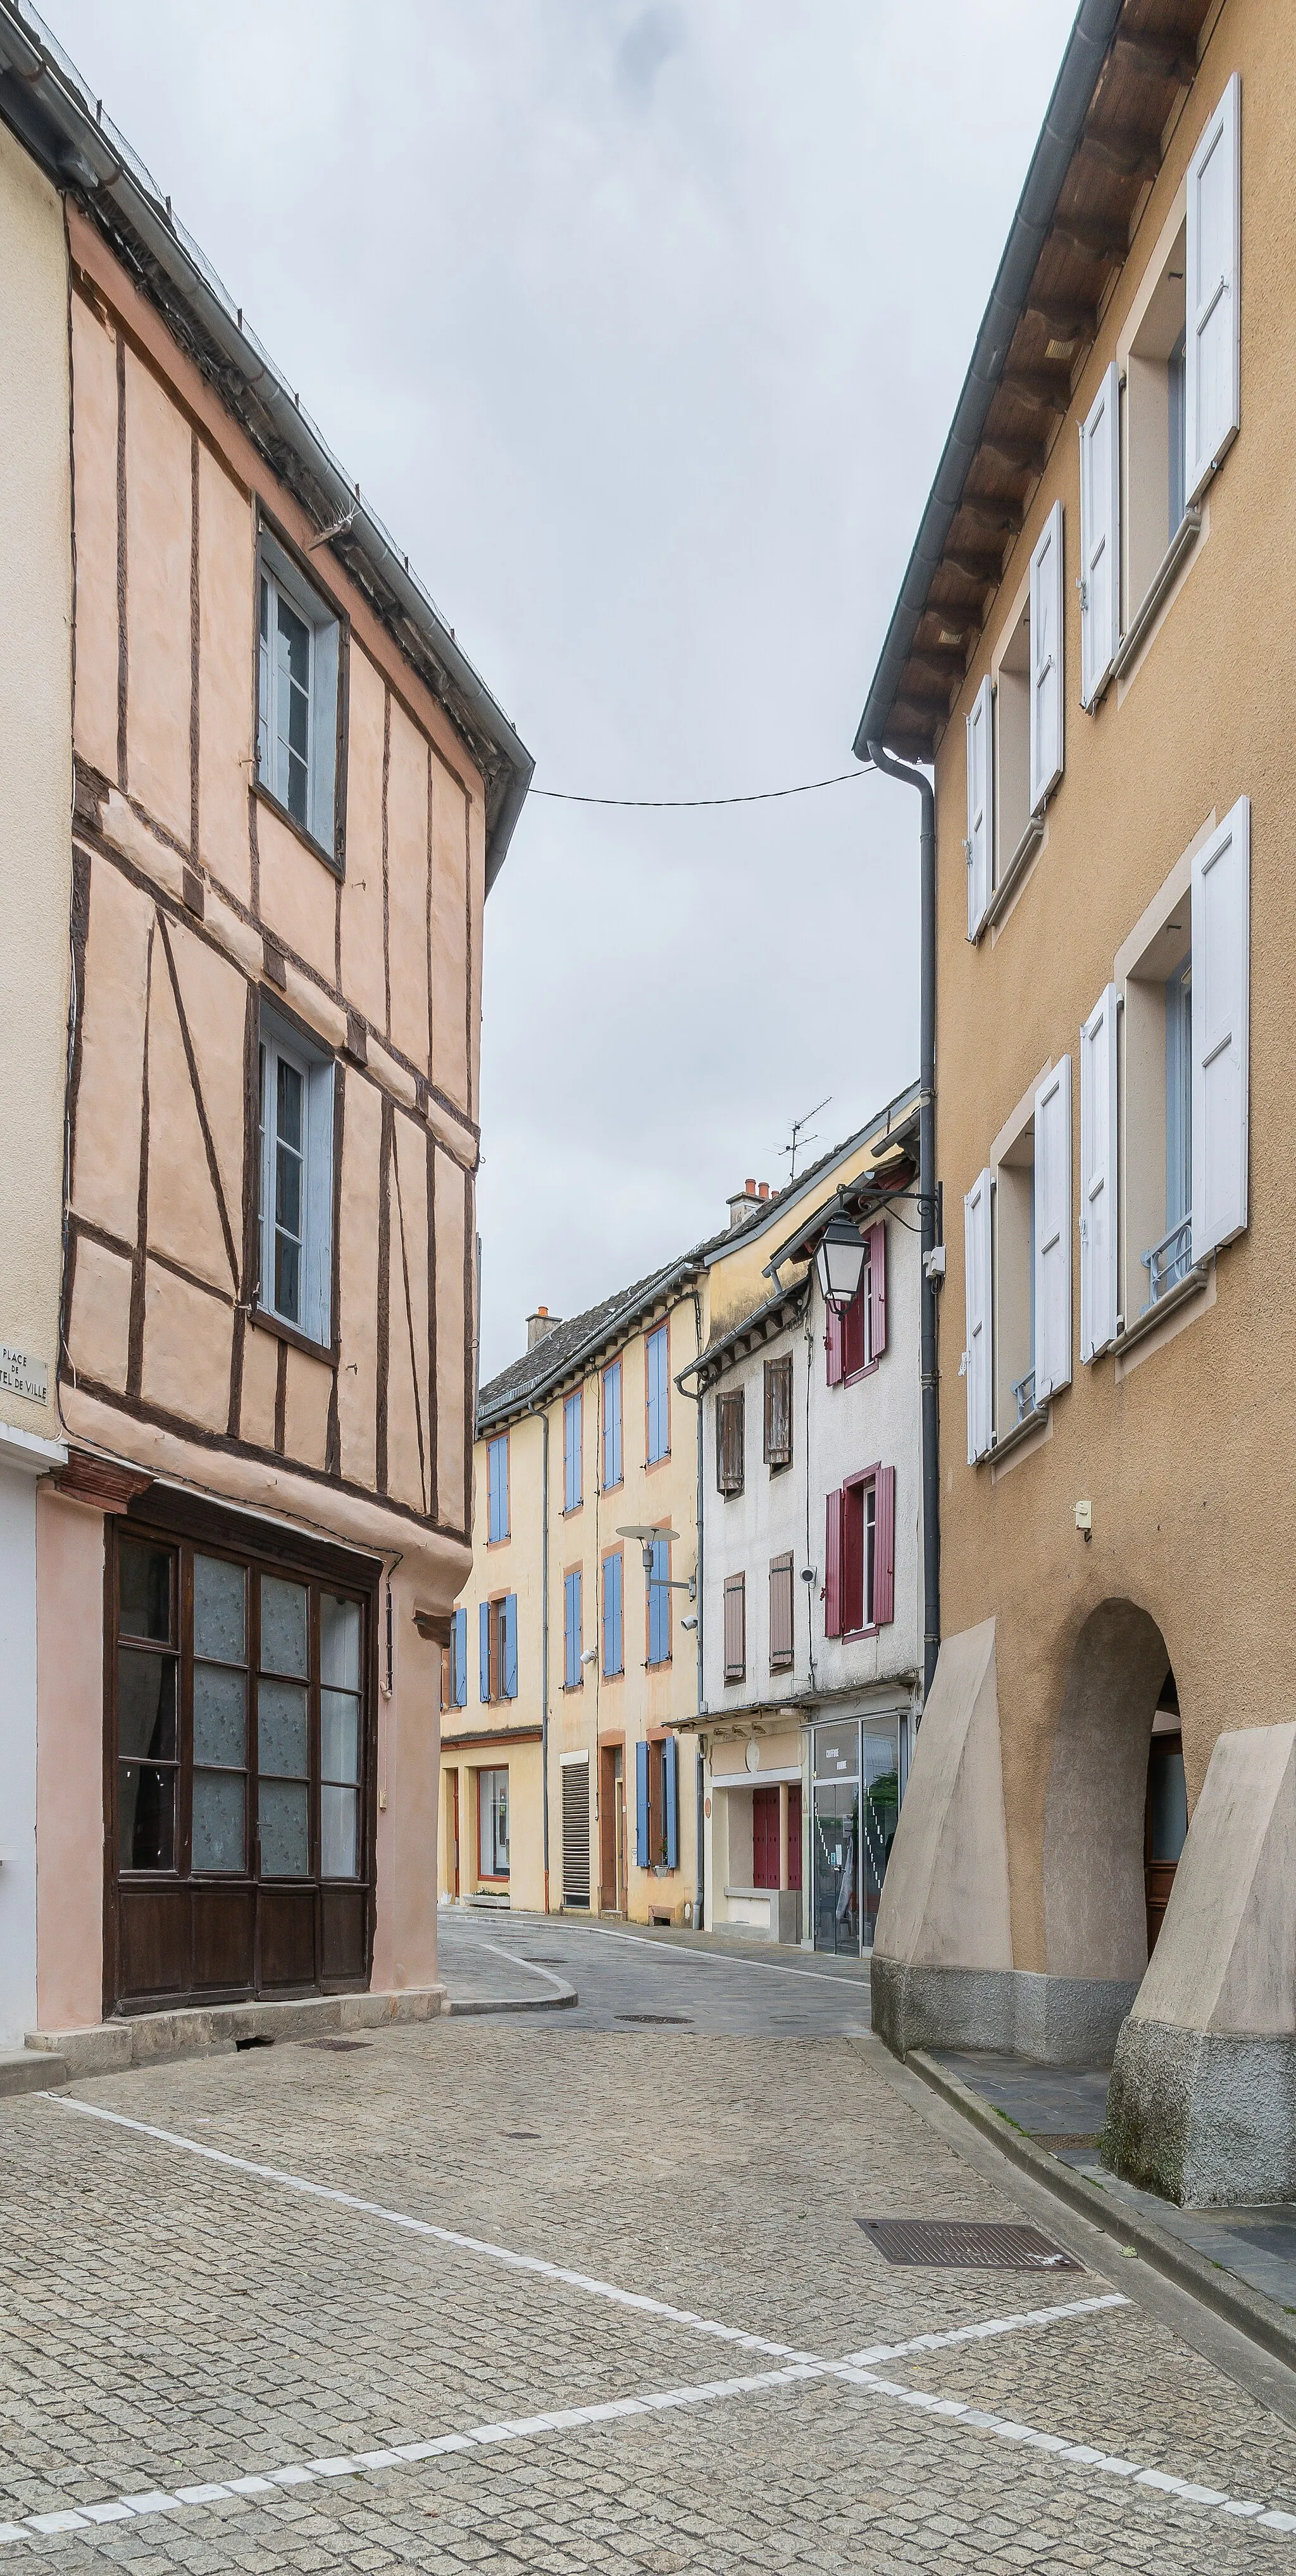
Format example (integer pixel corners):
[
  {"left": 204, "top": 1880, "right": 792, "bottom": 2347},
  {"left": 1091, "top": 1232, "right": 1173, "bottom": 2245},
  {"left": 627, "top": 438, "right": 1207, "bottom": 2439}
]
[
  {"left": 526, "top": 1304, "right": 562, "bottom": 1351},
  {"left": 726, "top": 1179, "right": 763, "bottom": 1232},
  {"left": 758, "top": 1180, "right": 770, "bottom": 1201}
]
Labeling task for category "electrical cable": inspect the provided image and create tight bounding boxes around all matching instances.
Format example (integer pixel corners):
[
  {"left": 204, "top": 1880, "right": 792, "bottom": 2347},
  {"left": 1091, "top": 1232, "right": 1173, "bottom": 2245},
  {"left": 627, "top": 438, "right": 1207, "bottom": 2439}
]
[{"left": 530, "top": 764, "right": 873, "bottom": 810}]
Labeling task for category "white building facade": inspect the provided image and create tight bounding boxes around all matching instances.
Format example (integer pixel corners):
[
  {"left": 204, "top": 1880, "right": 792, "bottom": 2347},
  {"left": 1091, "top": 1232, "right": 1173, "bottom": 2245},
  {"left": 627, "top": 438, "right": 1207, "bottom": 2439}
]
[{"left": 683, "top": 1091, "right": 923, "bottom": 1953}]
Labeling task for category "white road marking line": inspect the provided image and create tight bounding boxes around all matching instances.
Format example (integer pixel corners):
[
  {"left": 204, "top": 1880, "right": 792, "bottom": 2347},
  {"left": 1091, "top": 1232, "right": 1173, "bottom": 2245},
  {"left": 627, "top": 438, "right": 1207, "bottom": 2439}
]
[
  {"left": 842, "top": 2293, "right": 1128, "bottom": 2368},
  {"left": 451, "top": 1935, "right": 573, "bottom": 1999},
  {"left": 485, "top": 1919, "right": 875, "bottom": 1988}
]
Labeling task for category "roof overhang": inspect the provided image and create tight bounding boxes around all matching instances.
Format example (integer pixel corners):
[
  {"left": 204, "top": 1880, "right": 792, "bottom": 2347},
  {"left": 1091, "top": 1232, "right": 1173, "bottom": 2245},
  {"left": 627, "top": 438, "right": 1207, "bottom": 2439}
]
[
  {"left": 765, "top": 1108, "right": 920, "bottom": 1276},
  {"left": 854, "top": 1, "right": 1211, "bottom": 767},
  {"left": 0, "top": 2, "right": 533, "bottom": 887}
]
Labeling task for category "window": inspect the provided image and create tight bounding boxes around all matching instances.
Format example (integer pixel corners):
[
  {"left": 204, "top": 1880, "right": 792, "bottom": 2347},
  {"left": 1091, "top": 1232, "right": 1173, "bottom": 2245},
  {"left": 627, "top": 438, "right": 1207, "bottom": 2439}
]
[
  {"left": 563, "top": 1391, "right": 583, "bottom": 1512},
  {"left": 256, "top": 529, "right": 342, "bottom": 861},
  {"left": 723, "top": 1573, "right": 746, "bottom": 1684},
  {"left": 478, "top": 1768, "right": 509, "bottom": 1878},
  {"left": 1125, "top": 221, "right": 1190, "bottom": 623},
  {"left": 602, "top": 1550, "right": 624, "bottom": 1679},
  {"left": 645, "top": 1324, "right": 670, "bottom": 1463},
  {"left": 647, "top": 1534, "right": 671, "bottom": 1667},
  {"left": 563, "top": 1568, "right": 583, "bottom": 1691},
  {"left": 478, "top": 1595, "right": 518, "bottom": 1704},
  {"left": 113, "top": 1530, "right": 366, "bottom": 1884},
  {"left": 967, "top": 503, "right": 1064, "bottom": 937},
  {"left": 824, "top": 1469, "right": 895, "bottom": 1638},
  {"left": 768, "top": 1554, "right": 794, "bottom": 1672},
  {"left": 826, "top": 1221, "right": 887, "bottom": 1384},
  {"left": 716, "top": 1388, "right": 744, "bottom": 1496},
  {"left": 487, "top": 1435, "right": 509, "bottom": 1544},
  {"left": 259, "top": 1011, "right": 335, "bottom": 1346},
  {"left": 449, "top": 1604, "right": 468, "bottom": 1709},
  {"left": 763, "top": 1356, "right": 793, "bottom": 1470},
  {"left": 635, "top": 1735, "right": 679, "bottom": 1872},
  {"left": 965, "top": 1058, "right": 1072, "bottom": 1459},
  {"left": 602, "top": 1360, "right": 623, "bottom": 1489}
]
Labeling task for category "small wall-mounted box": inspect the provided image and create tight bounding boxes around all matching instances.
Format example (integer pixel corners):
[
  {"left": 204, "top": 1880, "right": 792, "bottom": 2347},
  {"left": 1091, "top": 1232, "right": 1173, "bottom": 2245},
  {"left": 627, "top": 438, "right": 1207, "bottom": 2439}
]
[{"left": 1075, "top": 1499, "right": 1092, "bottom": 1537}]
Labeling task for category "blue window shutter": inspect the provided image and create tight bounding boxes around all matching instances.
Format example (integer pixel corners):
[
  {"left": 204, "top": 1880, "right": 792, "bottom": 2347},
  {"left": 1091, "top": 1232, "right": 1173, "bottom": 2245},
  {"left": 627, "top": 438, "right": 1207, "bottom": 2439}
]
[
  {"left": 503, "top": 1594, "right": 518, "bottom": 1699},
  {"left": 603, "top": 1553, "right": 622, "bottom": 1676},
  {"left": 479, "top": 1603, "right": 490, "bottom": 1703},
  {"left": 454, "top": 1607, "right": 468, "bottom": 1707},
  {"left": 636, "top": 1740, "right": 651, "bottom": 1868},
  {"left": 663, "top": 1737, "right": 679, "bottom": 1870},
  {"left": 649, "top": 1536, "right": 670, "bottom": 1663}
]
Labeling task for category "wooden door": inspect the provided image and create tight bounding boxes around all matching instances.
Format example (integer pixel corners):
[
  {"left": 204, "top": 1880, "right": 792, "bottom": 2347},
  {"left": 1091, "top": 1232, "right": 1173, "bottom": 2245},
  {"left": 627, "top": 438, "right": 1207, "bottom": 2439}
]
[
  {"left": 752, "top": 1785, "right": 780, "bottom": 1891},
  {"left": 786, "top": 1784, "right": 802, "bottom": 1892}
]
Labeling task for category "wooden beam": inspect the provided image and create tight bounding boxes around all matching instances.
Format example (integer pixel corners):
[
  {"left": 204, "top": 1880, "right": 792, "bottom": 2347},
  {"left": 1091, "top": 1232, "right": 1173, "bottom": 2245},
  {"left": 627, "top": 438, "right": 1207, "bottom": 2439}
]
[
  {"left": 926, "top": 605, "right": 982, "bottom": 642},
  {"left": 1112, "top": 30, "right": 1197, "bottom": 87},
  {"left": 942, "top": 543, "right": 1005, "bottom": 583},
  {"left": 1001, "top": 369, "right": 1071, "bottom": 415},
  {"left": 1052, "top": 213, "right": 1130, "bottom": 261},
  {"left": 981, "top": 431, "right": 1049, "bottom": 476},
  {"left": 961, "top": 494, "right": 1024, "bottom": 535},
  {"left": 1081, "top": 124, "right": 1163, "bottom": 182},
  {"left": 1027, "top": 297, "right": 1099, "bottom": 341},
  {"left": 908, "top": 648, "right": 966, "bottom": 684}
]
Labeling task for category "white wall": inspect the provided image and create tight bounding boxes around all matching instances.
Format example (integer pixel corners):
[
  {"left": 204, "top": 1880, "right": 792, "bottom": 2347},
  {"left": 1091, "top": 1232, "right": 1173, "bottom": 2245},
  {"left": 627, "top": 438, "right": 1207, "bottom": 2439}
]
[{"left": 0, "top": 1464, "right": 40, "bottom": 2043}]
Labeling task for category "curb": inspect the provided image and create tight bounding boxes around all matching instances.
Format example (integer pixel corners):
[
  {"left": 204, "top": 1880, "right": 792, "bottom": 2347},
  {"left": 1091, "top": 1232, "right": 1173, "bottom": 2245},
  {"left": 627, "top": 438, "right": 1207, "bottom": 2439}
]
[
  {"left": 907, "top": 2046, "right": 1296, "bottom": 2377},
  {"left": 447, "top": 1984, "right": 578, "bottom": 2017}
]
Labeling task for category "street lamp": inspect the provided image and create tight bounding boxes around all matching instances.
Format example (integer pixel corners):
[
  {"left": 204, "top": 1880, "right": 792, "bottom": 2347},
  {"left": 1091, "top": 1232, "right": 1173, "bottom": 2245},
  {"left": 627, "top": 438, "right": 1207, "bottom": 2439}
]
[
  {"left": 815, "top": 1211, "right": 866, "bottom": 1311},
  {"left": 615, "top": 1524, "right": 697, "bottom": 1602}
]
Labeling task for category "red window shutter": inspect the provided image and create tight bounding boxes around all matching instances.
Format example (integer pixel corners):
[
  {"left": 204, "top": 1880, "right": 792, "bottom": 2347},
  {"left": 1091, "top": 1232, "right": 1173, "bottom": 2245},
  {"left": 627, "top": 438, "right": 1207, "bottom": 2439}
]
[
  {"left": 787, "top": 1783, "right": 802, "bottom": 1892},
  {"left": 826, "top": 1304, "right": 844, "bottom": 1386},
  {"left": 868, "top": 1220, "right": 887, "bottom": 1358},
  {"left": 844, "top": 1284, "right": 866, "bottom": 1377},
  {"left": 874, "top": 1464, "right": 896, "bottom": 1626},
  {"left": 824, "top": 1489, "right": 844, "bottom": 1637}
]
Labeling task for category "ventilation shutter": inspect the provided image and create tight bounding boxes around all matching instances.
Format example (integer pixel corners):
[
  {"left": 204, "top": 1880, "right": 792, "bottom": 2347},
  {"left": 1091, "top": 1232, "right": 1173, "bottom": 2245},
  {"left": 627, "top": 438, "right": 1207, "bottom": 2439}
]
[
  {"left": 663, "top": 1737, "right": 679, "bottom": 1870},
  {"left": 1033, "top": 1055, "right": 1073, "bottom": 1399},
  {"left": 966, "top": 675, "right": 992, "bottom": 938},
  {"left": 1080, "top": 363, "right": 1121, "bottom": 706},
  {"left": 1080, "top": 985, "right": 1120, "bottom": 1361},
  {"left": 479, "top": 1602, "right": 490, "bottom": 1704},
  {"left": 873, "top": 1466, "right": 896, "bottom": 1627},
  {"left": 1192, "top": 796, "right": 1250, "bottom": 1258},
  {"left": 868, "top": 1220, "right": 887, "bottom": 1356},
  {"left": 963, "top": 1168, "right": 993, "bottom": 1461},
  {"left": 824, "top": 1491, "right": 844, "bottom": 1638},
  {"left": 1030, "top": 500, "right": 1064, "bottom": 811},
  {"left": 561, "top": 1756, "right": 591, "bottom": 1906},
  {"left": 635, "top": 1741, "right": 651, "bottom": 1870},
  {"left": 502, "top": 1594, "right": 518, "bottom": 1700},
  {"left": 1186, "top": 73, "right": 1241, "bottom": 504}
]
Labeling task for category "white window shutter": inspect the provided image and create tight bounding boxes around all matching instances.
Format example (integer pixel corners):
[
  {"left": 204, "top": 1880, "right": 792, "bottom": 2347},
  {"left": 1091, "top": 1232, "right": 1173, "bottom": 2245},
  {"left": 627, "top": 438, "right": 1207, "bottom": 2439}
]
[
  {"left": 965, "top": 677, "right": 992, "bottom": 939},
  {"left": 1029, "top": 501, "right": 1064, "bottom": 811},
  {"left": 1079, "top": 985, "right": 1119, "bottom": 1361},
  {"left": 1079, "top": 364, "right": 1121, "bottom": 707},
  {"left": 1186, "top": 73, "right": 1241, "bottom": 504},
  {"left": 1033, "top": 1056, "right": 1072, "bottom": 1398},
  {"left": 963, "top": 1167, "right": 993, "bottom": 1462},
  {"left": 1192, "top": 795, "right": 1249, "bottom": 1258}
]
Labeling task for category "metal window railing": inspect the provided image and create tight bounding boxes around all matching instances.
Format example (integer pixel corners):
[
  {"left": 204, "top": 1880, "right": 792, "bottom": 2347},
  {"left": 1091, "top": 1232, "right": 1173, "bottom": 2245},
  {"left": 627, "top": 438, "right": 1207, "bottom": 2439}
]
[
  {"left": 1142, "top": 1215, "right": 1193, "bottom": 1306},
  {"left": 1011, "top": 1368, "right": 1037, "bottom": 1425}
]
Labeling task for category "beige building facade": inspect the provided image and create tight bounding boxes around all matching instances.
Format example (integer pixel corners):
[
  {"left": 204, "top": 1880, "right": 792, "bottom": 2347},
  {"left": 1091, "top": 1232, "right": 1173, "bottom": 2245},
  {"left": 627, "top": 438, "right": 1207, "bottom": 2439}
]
[
  {"left": 857, "top": 0, "right": 1296, "bottom": 2197},
  {"left": 0, "top": 13, "right": 529, "bottom": 2055}
]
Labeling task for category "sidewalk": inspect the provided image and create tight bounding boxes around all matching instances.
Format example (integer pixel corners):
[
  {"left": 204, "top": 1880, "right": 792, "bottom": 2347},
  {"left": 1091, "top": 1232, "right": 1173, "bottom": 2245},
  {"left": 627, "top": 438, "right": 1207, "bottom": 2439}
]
[{"left": 436, "top": 1910, "right": 577, "bottom": 2015}]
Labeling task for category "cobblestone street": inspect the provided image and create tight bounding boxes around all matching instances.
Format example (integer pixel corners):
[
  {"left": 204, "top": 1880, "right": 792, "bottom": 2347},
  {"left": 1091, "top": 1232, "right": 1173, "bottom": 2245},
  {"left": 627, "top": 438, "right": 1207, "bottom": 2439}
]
[{"left": 3, "top": 1923, "right": 1295, "bottom": 2571}]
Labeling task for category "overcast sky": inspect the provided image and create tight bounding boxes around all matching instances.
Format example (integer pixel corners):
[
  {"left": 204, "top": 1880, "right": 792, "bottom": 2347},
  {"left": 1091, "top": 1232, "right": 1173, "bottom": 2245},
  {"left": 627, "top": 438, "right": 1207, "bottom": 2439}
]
[{"left": 45, "top": 0, "right": 1076, "bottom": 1380}]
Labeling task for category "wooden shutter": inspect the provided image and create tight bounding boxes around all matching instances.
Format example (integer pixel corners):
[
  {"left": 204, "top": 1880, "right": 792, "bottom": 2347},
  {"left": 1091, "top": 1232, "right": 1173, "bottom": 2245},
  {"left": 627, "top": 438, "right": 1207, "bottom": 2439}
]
[
  {"left": 454, "top": 1606, "right": 467, "bottom": 1707},
  {"left": 873, "top": 1466, "right": 896, "bottom": 1627},
  {"left": 1080, "top": 984, "right": 1120, "bottom": 1361},
  {"left": 752, "top": 1785, "right": 780, "bottom": 1891},
  {"left": 843, "top": 1280, "right": 866, "bottom": 1377},
  {"left": 663, "top": 1737, "right": 679, "bottom": 1870},
  {"left": 1186, "top": 73, "right": 1241, "bottom": 504},
  {"left": 1033, "top": 1056, "right": 1073, "bottom": 1398},
  {"left": 502, "top": 1594, "right": 518, "bottom": 1699},
  {"left": 1030, "top": 499, "right": 1064, "bottom": 811},
  {"left": 825, "top": 1302, "right": 844, "bottom": 1385},
  {"left": 866, "top": 1220, "right": 887, "bottom": 1358},
  {"left": 561, "top": 1755, "right": 591, "bottom": 1905},
  {"left": 1192, "top": 796, "right": 1250, "bottom": 1257},
  {"left": 635, "top": 1741, "right": 651, "bottom": 1868},
  {"left": 716, "top": 1388, "right": 745, "bottom": 1494},
  {"left": 763, "top": 1357, "right": 792, "bottom": 1466},
  {"left": 768, "top": 1554, "right": 794, "bottom": 1670},
  {"left": 966, "top": 674, "right": 992, "bottom": 937},
  {"left": 824, "top": 1490, "right": 844, "bottom": 1638},
  {"left": 1080, "top": 362, "right": 1121, "bottom": 706},
  {"left": 478, "top": 1601, "right": 490, "bottom": 1703},
  {"left": 723, "top": 1575, "right": 746, "bottom": 1683},
  {"left": 963, "top": 1167, "right": 993, "bottom": 1461}
]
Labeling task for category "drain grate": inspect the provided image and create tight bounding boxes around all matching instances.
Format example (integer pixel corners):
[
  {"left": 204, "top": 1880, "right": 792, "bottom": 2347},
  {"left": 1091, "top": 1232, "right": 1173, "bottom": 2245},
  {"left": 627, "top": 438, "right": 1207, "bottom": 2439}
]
[
  {"left": 857, "top": 2218, "right": 1082, "bottom": 2270},
  {"left": 308, "top": 2038, "right": 371, "bottom": 2054},
  {"left": 1033, "top": 2132, "right": 1101, "bottom": 2151},
  {"left": 616, "top": 2012, "right": 691, "bottom": 2027}
]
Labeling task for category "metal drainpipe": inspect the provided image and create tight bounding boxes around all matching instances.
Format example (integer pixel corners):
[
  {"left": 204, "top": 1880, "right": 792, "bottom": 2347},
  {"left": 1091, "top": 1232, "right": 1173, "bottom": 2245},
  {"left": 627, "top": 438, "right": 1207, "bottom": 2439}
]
[
  {"left": 866, "top": 742, "right": 940, "bottom": 1706},
  {"left": 673, "top": 1290, "right": 706, "bottom": 1929},
  {"left": 526, "top": 1398, "right": 551, "bottom": 1908}
]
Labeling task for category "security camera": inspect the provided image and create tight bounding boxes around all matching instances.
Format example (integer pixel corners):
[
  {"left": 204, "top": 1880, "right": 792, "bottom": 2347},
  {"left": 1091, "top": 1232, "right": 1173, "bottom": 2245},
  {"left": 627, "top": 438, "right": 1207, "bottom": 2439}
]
[{"left": 800, "top": 1566, "right": 816, "bottom": 1585}]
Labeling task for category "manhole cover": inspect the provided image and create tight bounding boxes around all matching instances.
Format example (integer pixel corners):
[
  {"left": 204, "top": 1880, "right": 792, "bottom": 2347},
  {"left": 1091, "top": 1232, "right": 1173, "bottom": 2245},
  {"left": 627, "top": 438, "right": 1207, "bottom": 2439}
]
[
  {"left": 857, "top": 2219, "right": 1081, "bottom": 2270},
  {"left": 1033, "top": 2132, "right": 1101, "bottom": 2151},
  {"left": 502, "top": 2130, "right": 541, "bottom": 2141},
  {"left": 616, "top": 2013, "right": 691, "bottom": 2026},
  {"left": 308, "top": 2038, "right": 371, "bottom": 2053}
]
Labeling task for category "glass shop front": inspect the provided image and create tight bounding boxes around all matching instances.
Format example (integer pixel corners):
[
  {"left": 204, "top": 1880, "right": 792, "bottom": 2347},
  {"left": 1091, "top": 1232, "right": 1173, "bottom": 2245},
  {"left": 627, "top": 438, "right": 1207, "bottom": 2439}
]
[{"left": 811, "top": 1712, "right": 904, "bottom": 1956}]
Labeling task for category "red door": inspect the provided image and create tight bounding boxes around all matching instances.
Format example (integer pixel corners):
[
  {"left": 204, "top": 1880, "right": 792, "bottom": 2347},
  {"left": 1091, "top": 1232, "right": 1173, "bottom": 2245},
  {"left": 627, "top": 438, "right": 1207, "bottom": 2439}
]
[
  {"left": 752, "top": 1786, "right": 780, "bottom": 1889},
  {"left": 787, "top": 1784, "right": 802, "bottom": 1892}
]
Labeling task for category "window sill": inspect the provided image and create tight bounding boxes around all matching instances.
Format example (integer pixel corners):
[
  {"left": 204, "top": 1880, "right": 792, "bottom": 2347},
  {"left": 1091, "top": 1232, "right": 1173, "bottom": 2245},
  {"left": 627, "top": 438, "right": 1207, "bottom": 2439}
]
[
  {"left": 984, "top": 1401, "right": 1050, "bottom": 1466},
  {"left": 768, "top": 1658, "right": 795, "bottom": 1676},
  {"left": 723, "top": 1672, "right": 747, "bottom": 1687},
  {"left": 251, "top": 1304, "right": 335, "bottom": 1366},
  {"left": 718, "top": 1484, "right": 745, "bottom": 1501},
  {"left": 645, "top": 1658, "right": 673, "bottom": 1672},
  {"left": 766, "top": 1457, "right": 792, "bottom": 1475},
  {"left": 561, "top": 1504, "right": 584, "bottom": 1518},
  {"left": 841, "top": 1622, "right": 883, "bottom": 1642},
  {"left": 1111, "top": 508, "right": 1203, "bottom": 685},
  {"left": 644, "top": 1453, "right": 671, "bottom": 1472},
  {"left": 485, "top": 1535, "right": 511, "bottom": 1549},
  {"left": 1113, "top": 1257, "right": 1212, "bottom": 1357},
  {"left": 560, "top": 1682, "right": 584, "bottom": 1694},
  {"left": 253, "top": 776, "right": 342, "bottom": 880},
  {"left": 843, "top": 1358, "right": 880, "bottom": 1385},
  {"left": 981, "top": 812, "right": 1045, "bottom": 937}
]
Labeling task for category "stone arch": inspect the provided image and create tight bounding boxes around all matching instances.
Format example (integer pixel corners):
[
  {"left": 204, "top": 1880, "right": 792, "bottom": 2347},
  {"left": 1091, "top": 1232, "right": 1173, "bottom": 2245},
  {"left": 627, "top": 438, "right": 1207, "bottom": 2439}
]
[{"left": 1042, "top": 1597, "right": 1171, "bottom": 1985}]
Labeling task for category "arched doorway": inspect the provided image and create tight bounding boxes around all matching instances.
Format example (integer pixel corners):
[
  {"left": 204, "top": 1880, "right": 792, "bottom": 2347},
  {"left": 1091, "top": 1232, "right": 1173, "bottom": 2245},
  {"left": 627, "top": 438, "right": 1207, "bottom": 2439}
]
[
  {"left": 1144, "top": 1668, "right": 1187, "bottom": 1954},
  {"left": 1041, "top": 1599, "right": 1177, "bottom": 1991}
]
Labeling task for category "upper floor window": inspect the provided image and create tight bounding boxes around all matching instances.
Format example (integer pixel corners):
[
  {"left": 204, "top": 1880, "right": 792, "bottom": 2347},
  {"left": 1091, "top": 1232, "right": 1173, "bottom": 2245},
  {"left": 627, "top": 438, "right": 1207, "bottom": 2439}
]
[
  {"left": 563, "top": 1569, "right": 583, "bottom": 1691},
  {"left": 826, "top": 1220, "right": 887, "bottom": 1385},
  {"left": 479, "top": 1595, "right": 518, "bottom": 1705},
  {"left": 563, "top": 1391, "right": 583, "bottom": 1512},
  {"left": 966, "top": 501, "right": 1064, "bottom": 937},
  {"left": 965, "top": 1059, "right": 1071, "bottom": 1458},
  {"left": 824, "top": 1467, "right": 896, "bottom": 1639},
  {"left": 259, "top": 1010, "right": 335, "bottom": 1348},
  {"left": 763, "top": 1356, "right": 793, "bottom": 1470},
  {"left": 723, "top": 1572, "right": 745, "bottom": 1684},
  {"left": 256, "top": 530, "right": 342, "bottom": 865},
  {"left": 647, "top": 1533, "right": 671, "bottom": 1666},
  {"left": 441, "top": 1605, "right": 468, "bottom": 1711},
  {"left": 716, "top": 1387, "right": 744, "bottom": 1497},
  {"left": 768, "top": 1553, "right": 794, "bottom": 1672},
  {"left": 602, "top": 1360, "right": 623, "bottom": 1488},
  {"left": 487, "top": 1435, "right": 509, "bottom": 1544},
  {"left": 645, "top": 1324, "right": 670, "bottom": 1463},
  {"left": 602, "top": 1549, "right": 623, "bottom": 1679}
]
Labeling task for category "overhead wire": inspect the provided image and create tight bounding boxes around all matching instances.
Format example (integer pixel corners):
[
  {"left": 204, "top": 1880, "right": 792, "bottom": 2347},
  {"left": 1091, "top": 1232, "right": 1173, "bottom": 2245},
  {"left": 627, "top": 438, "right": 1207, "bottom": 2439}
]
[{"left": 530, "top": 763, "right": 873, "bottom": 810}]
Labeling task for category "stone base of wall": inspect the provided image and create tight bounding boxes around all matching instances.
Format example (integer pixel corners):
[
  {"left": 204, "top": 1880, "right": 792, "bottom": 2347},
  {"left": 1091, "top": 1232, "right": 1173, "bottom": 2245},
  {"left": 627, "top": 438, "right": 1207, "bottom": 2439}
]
[
  {"left": 26, "top": 1985, "right": 447, "bottom": 2079},
  {"left": 871, "top": 1956, "right": 1138, "bottom": 2066},
  {"left": 1104, "top": 2016, "right": 1296, "bottom": 2206}
]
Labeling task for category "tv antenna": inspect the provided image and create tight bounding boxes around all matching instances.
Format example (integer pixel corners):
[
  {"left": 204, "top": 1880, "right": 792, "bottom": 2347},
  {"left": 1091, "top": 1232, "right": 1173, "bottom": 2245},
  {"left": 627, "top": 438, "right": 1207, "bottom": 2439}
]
[{"left": 778, "top": 1096, "right": 831, "bottom": 1183}]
